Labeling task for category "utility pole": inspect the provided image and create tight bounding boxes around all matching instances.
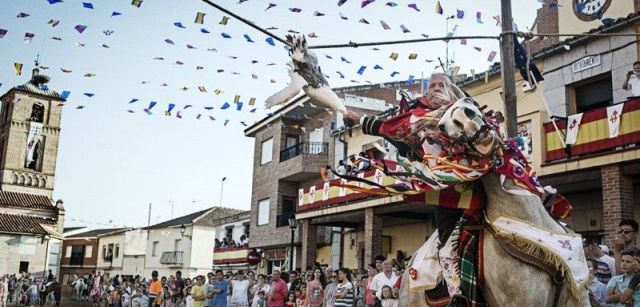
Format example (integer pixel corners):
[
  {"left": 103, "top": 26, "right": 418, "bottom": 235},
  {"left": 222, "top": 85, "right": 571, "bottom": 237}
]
[
  {"left": 219, "top": 177, "right": 226, "bottom": 206},
  {"left": 445, "top": 15, "right": 455, "bottom": 72},
  {"left": 147, "top": 203, "right": 152, "bottom": 227},
  {"left": 499, "top": 0, "right": 518, "bottom": 138}
]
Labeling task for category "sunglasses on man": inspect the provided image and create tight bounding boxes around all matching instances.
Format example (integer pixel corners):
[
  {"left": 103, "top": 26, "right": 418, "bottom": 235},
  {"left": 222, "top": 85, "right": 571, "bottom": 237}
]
[{"left": 618, "top": 229, "right": 636, "bottom": 234}]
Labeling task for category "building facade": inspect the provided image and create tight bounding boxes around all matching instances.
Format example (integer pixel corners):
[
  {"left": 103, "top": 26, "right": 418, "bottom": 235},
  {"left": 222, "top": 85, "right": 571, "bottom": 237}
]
[
  {"left": 0, "top": 68, "right": 66, "bottom": 278},
  {"left": 143, "top": 207, "right": 243, "bottom": 278},
  {"left": 212, "top": 211, "right": 255, "bottom": 271},
  {"left": 59, "top": 228, "right": 128, "bottom": 283},
  {"left": 96, "top": 228, "right": 146, "bottom": 279}
]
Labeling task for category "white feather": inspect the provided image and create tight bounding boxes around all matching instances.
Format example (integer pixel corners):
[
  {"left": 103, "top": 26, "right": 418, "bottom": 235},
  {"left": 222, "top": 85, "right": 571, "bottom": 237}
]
[
  {"left": 304, "top": 85, "right": 346, "bottom": 114},
  {"left": 264, "top": 63, "right": 306, "bottom": 108}
]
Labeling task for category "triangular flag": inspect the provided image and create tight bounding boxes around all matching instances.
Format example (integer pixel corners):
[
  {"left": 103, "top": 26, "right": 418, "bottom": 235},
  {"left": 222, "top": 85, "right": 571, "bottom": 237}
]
[
  {"left": 408, "top": 3, "right": 420, "bottom": 11},
  {"left": 221, "top": 102, "right": 230, "bottom": 109},
  {"left": 75, "top": 25, "right": 87, "bottom": 33},
  {"left": 82, "top": 2, "right": 94, "bottom": 9},
  {"left": 237, "top": 102, "right": 243, "bottom": 111},
  {"left": 606, "top": 103, "right": 625, "bottom": 138},
  {"left": 265, "top": 37, "right": 275, "bottom": 46},
  {"left": 24, "top": 33, "right": 34, "bottom": 43},
  {"left": 380, "top": 20, "right": 390, "bottom": 30},
  {"left": 165, "top": 103, "right": 175, "bottom": 116},
  {"left": 565, "top": 113, "right": 583, "bottom": 145},
  {"left": 390, "top": 71, "right": 399, "bottom": 77},
  {"left": 201, "top": 28, "right": 210, "bottom": 33},
  {"left": 128, "top": 98, "right": 138, "bottom": 104},
  {"left": 234, "top": 95, "right": 241, "bottom": 104},
  {"left": 219, "top": 16, "right": 230, "bottom": 25},
  {"left": 400, "top": 25, "right": 410, "bottom": 33},
  {"left": 435, "top": 1, "right": 443, "bottom": 14},
  {"left": 406, "top": 75, "right": 415, "bottom": 84},
  {"left": 0, "top": 29, "right": 8, "bottom": 38},
  {"left": 60, "top": 91, "right": 71, "bottom": 99},
  {"left": 266, "top": 3, "right": 277, "bottom": 10},
  {"left": 194, "top": 12, "right": 205, "bottom": 24},
  {"left": 373, "top": 64, "right": 383, "bottom": 70},
  {"left": 83, "top": 93, "right": 94, "bottom": 97},
  {"left": 221, "top": 33, "right": 232, "bottom": 38},
  {"left": 357, "top": 66, "right": 366, "bottom": 75},
  {"left": 224, "top": 119, "right": 230, "bottom": 126},
  {"left": 408, "top": 53, "right": 417, "bottom": 60},
  {"left": 111, "top": 12, "right": 121, "bottom": 17},
  {"left": 14, "top": 63, "right": 23, "bottom": 75},
  {"left": 249, "top": 97, "right": 256, "bottom": 106},
  {"left": 341, "top": 57, "right": 351, "bottom": 63},
  {"left": 476, "top": 11, "right": 484, "bottom": 24},
  {"left": 244, "top": 34, "right": 254, "bottom": 43},
  {"left": 48, "top": 20, "right": 60, "bottom": 27},
  {"left": 131, "top": 0, "right": 143, "bottom": 7},
  {"left": 487, "top": 51, "right": 497, "bottom": 62},
  {"left": 456, "top": 9, "right": 464, "bottom": 19},
  {"left": 174, "top": 22, "right": 186, "bottom": 28},
  {"left": 361, "top": 0, "right": 375, "bottom": 8},
  {"left": 390, "top": 52, "right": 398, "bottom": 60},
  {"left": 48, "top": 0, "right": 63, "bottom": 4}
]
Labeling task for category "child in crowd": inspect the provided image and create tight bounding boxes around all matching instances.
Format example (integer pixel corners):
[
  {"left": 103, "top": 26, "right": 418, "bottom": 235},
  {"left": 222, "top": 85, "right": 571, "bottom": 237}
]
[
  {"left": 377, "top": 285, "right": 397, "bottom": 307},
  {"left": 256, "top": 290, "right": 267, "bottom": 307},
  {"left": 285, "top": 291, "right": 298, "bottom": 307},
  {"left": 606, "top": 249, "right": 638, "bottom": 306}
]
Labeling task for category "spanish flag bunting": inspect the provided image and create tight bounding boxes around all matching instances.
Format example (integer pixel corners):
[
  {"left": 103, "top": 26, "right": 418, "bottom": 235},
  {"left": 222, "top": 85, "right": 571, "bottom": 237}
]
[
  {"left": 390, "top": 52, "right": 398, "bottom": 60},
  {"left": 234, "top": 95, "right": 240, "bottom": 104},
  {"left": 435, "top": 1, "right": 443, "bottom": 14},
  {"left": 249, "top": 97, "right": 256, "bottom": 106},
  {"left": 194, "top": 12, "right": 205, "bottom": 24},
  {"left": 14, "top": 63, "right": 23, "bottom": 75},
  {"left": 408, "top": 53, "right": 417, "bottom": 60}
]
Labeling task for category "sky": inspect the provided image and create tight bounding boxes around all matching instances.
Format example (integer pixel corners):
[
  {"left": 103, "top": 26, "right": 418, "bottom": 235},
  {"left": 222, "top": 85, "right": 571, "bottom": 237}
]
[{"left": 0, "top": 0, "right": 543, "bottom": 228}]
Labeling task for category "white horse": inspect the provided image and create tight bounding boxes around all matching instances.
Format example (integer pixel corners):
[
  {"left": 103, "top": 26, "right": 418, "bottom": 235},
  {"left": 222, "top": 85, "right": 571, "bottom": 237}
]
[
  {"left": 72, "top": 278, "right": 85, "bottom": 301},
  {"left": 398, "top": 98, "right": 590, "bottom": 306}
]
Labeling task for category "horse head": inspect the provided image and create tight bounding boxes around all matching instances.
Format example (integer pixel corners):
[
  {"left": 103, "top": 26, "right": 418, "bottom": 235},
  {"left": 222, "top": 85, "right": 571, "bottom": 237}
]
[{"left": 437, "top": 97, "right": 500, "bottom": 156}]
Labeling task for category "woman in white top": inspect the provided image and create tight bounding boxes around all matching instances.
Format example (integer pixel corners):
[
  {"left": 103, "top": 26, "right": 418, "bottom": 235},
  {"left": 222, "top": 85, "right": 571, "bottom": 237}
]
[{"left": 250, "top": 274, "right": 271, "bottom": 307}]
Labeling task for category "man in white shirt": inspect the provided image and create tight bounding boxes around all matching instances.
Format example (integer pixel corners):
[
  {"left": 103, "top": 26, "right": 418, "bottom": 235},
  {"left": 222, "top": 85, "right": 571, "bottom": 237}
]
[
  {"left": 623, "top": 61, "right": 640, "bottom": 97},
  {"left": 229, "top": 271, "right": 249, "bottom": 307},
  {"left": 371, "top": 259, "right": 399, "bottom": 300}
]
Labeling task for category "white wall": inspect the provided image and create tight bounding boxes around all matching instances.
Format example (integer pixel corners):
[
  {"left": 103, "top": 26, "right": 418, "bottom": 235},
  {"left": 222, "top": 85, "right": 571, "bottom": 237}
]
[
  {"left": 97, "top": 235, "right": 125, "bottom": 270},
  {"left": 189, "top": 225, "right": 216, "bottom": 276},
  {"left": 124, "top": 229, "right": 147, "bottom": 256},
  {"left": 122, "top": 255, "right": 145, "bottom": 277},
  {"left": 144, "top": 226, "right": 193, "bottom": 278},
  {"left": 0, "top": 234, "right": 50, "bottom": 277}
]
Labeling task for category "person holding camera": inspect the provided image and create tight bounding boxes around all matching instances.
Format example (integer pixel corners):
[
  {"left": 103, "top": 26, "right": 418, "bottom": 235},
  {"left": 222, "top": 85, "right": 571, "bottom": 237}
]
[{"left": 623, "top": 61, "right": 640, "bottom": 97}]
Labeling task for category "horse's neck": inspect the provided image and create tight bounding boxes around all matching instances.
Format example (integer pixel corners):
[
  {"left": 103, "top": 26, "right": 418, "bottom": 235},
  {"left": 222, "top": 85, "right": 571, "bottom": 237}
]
[{"left": 481, "top": 173, "right": 563, "bottom": 232}]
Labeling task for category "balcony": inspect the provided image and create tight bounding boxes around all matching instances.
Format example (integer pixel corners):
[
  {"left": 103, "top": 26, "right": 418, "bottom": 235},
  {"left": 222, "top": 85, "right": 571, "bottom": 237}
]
[
  {"left": 280, "top": 142, "right": 328, "bottom": 162},
  {"left": 159, "top": 251, "right": 184, "bottom": 266},
  {"left": 296, "top": 161, "right": 482, "bottom": 214},
  {"left": 278, "top": 142, "right": 330, "bottom": 182},
  {"left": 275, "top": 214, "right": 293, "bottom": 228},
  {"left": 213, "top": 246, "right": 250, "bottom": 266},
  {"left": 544, "top": 98, "right": 640, "bottom": 163}
]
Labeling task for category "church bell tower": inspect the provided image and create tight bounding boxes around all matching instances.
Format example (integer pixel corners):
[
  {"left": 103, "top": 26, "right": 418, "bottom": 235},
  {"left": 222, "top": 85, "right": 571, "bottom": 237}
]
[{"left": 0, "top": 65, "right": 65, "bottom": 197}]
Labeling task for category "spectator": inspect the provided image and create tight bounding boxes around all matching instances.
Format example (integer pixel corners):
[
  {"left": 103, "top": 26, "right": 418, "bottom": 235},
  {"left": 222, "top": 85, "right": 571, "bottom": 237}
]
[
  {"left": 364, "top": 264, "right": 378, "bottom": 307},
  {"left": 213, "top": 270, "right": 228, "bottom": 307},
  {"left": 191, "top": 276, "right": 207, "bottom": 307},
  {"left": 586, "top": 258, "right": 607, "bottom": 306},
  {"left": 378, "top": 285, "right": 398, "bottom": 307},
  {"left": 205, "top": 274, "right": 216, "bottom": 307},
  {"left": 174, "top": 271, "right": 185, "bottom": 306},
  {"left": 606, "top": 249, "right": 637, "bottom": 306},
  {"left": 371, "top": 260, "right": 399, "bottom": 300},
  {"left": 614, "top": 219, "right": 639, "bottom": 274},
  {"left": 268, "top": 270, "right": 287, "bottom": 307},
  {"left": 149, "top": 271, "right": 162, "bottom": 307},
  {"left": 305, "top": 268, "right": 325, "bottom": 307},
  {"left": 256, "top": 290, "right": 267, "bottom": 307},
  {"left": 325, "top": 271, "right": 338, "bottom": 307},
  {"left": 334, "top": 268, "right": 353, "bottom": 307},
  {"left": 584, "top": 236, "right": 616, "bottom": 284},
  {"left": 251, "top": 274, "right": 270, "bottom": 307},
  {"left": 285, "top": 291, "right": 298, "bottom": 307},
  {"left": 622, "top": 61, "right": 640, "bottom": 97},
  {"left": 374, "top": 256, "right": 386, "bottom": 272},
  {"left": 229, "top": 271, "right": 249, "bottom": 307},
  {"left": 288, "top": 271, "right": 299, "bottom": 291},
  {"left": 246, "top": 271, "right": 256, "bottom": 304}
]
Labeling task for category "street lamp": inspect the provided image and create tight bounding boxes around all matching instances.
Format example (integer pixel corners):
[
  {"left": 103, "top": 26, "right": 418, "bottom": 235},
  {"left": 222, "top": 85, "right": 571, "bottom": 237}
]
[
  {"left": 179, "top": 224, "right": 192, "bottom": 240},
  {"left": 287, "top": 214, "right": 297, "bottom": 273}
]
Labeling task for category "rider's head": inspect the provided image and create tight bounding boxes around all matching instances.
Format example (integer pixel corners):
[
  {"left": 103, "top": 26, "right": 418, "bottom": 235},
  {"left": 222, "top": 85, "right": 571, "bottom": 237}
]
[{"left": 426, "top": 73, "right": 466, "bottom": 108}]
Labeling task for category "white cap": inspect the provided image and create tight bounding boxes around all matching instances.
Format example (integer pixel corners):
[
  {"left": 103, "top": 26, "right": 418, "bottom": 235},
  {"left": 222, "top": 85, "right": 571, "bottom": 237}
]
[{"left": 599, "top": 244, "right": 610, "bottom": 254}]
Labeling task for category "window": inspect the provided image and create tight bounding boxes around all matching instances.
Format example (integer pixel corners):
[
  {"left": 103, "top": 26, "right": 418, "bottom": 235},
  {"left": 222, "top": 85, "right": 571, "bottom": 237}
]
[
  {"left": 85, "top": 245, "right": 92, "bottom": 258},
  {"left": 102, "top": 245, "right": 106, "bottom": 259},
  {"left": 19, "top": 262, "right": 29, "bottom": 273},
  {"left": 225, "top": 226, "right": 234, "bottom": 240},
  {"left": 30, "top": 102, "right": 44, "bottom": 123},
  {"left": 70, "top": 245, "right": 84, "bottom": 265},
  {"left": 66, "top": 246, "right": 72, "bottom": 258},
  {"left": 573, "top": 75, "right": 613, "bottom": 113},
  {"left": 285, "top": 135, "right": 299, "bottom": 149},
  {"left": 114, "top": 244, "right": 120, "bottom": 258},
  {"left": 174, "top": 239, "right": 181, "bottom": 251},
  {"left": 258, "top": 199, "right": 270, "bottom": 225},
  {"left": 260, "top": 138, "right": 273, "bottom": 165},
  {"left": 152, "top": 241, "right": 159, "bottom": 257}
]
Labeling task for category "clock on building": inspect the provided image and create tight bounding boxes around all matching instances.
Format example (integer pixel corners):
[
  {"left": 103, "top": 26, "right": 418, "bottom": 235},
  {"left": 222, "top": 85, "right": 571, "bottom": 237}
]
[{"left": 573, "top": 0, "right": 612, "bottom": 21}]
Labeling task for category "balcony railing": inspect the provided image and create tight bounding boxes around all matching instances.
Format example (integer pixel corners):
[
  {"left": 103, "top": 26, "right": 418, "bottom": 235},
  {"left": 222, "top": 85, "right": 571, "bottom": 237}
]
[
  {"left": 159, "top": 251, "right": 184, "bottom": 265},
  {"left": 544, "top": 98, "right": 640, "bottom": 163},
  {"left": 279, "top": 142, "right": 328, "bottom": 162}
]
